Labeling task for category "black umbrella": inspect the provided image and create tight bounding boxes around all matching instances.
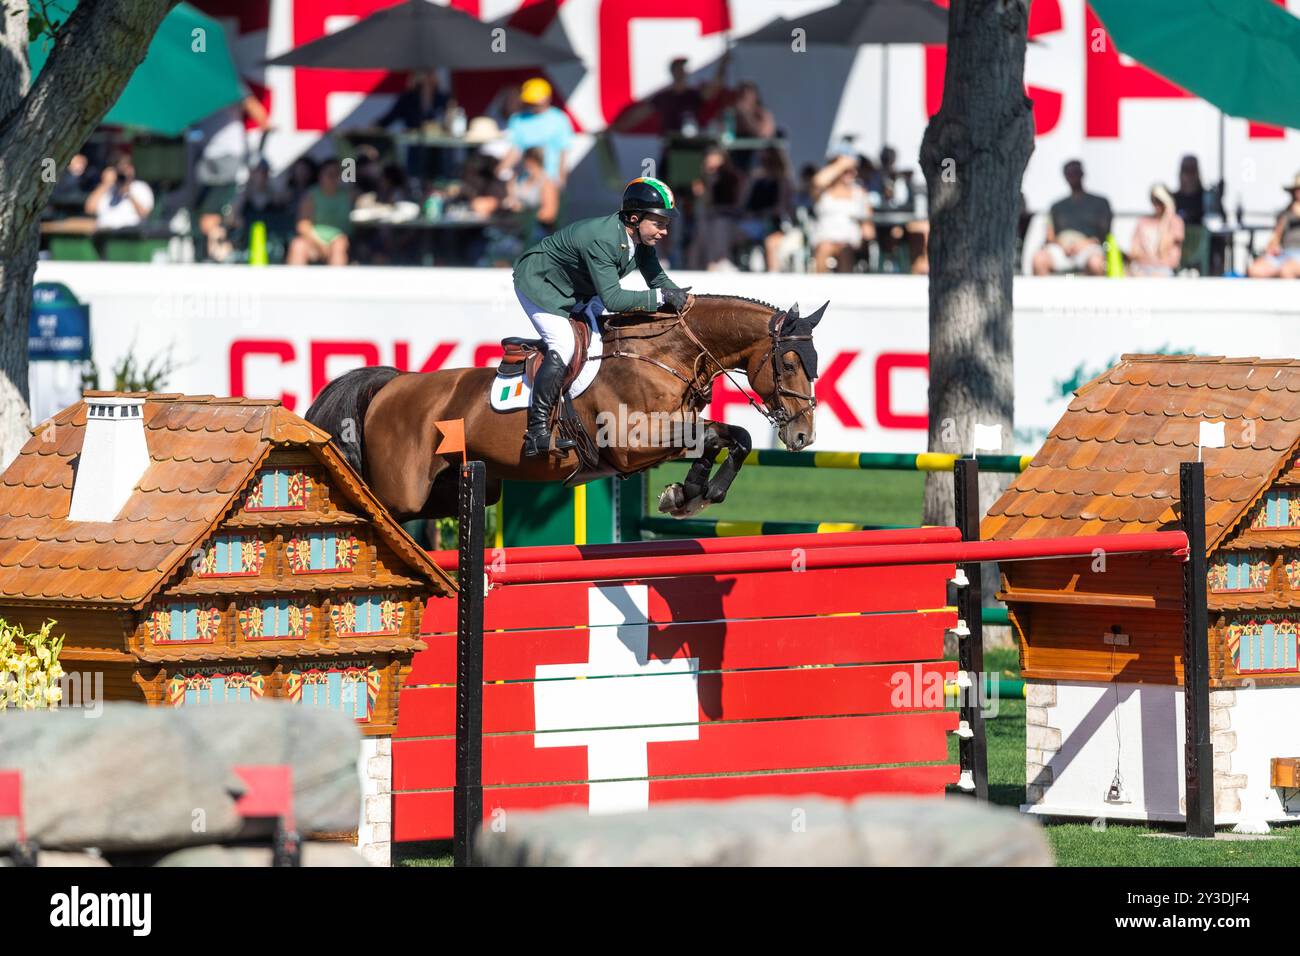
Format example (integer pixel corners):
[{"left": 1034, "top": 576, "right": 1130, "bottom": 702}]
[
  {"left": 732, "top": 0, "right": 948, "bottom": 148},
  {"left": 266, "top": 0, "right": 581, "bottom": 70},
  {"left": 734, "top": 0, "right": 948, "bottom": 45}
]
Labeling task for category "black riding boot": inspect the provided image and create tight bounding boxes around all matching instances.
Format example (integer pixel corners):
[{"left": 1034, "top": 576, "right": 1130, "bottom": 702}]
[{"left": 522, "top": 349, "right": 567, "bottom": 457}]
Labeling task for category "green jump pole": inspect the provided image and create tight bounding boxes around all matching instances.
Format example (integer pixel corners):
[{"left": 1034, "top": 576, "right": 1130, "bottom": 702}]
[{"left": 688, "top": 449, "right": 1033, "bottom": 474}]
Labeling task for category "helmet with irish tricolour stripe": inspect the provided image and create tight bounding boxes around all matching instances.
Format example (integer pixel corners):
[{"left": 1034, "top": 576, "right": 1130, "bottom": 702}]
[{"left": 620, "top": 176, "right": 677, "bottom": 219}]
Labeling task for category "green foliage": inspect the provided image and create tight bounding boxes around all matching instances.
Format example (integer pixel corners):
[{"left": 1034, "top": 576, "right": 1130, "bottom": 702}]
[
  {"left": 80, "top": 342, "right": 179, "bottom": 394},
  {"left": 25, "top": 0, "right": 70, "bottom": 48}
]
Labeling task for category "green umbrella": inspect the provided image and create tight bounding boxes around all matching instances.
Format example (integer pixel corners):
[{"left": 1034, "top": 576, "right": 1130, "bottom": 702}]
[
  {"left": 28, "top": 1, "right": 245, "bottom": 135},
  {"left": 1090, "top": 0, "right": 1300, "bottom": 129}
]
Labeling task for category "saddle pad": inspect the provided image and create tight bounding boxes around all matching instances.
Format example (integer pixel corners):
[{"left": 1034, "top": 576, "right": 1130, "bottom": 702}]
[{"left": 489, "top": 314, "right": 604, "bottom": 412}]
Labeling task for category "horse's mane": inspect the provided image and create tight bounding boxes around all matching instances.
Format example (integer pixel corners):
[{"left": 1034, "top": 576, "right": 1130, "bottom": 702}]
[{"left": 694, "top": 293, "right": 780, "bottom": 312}]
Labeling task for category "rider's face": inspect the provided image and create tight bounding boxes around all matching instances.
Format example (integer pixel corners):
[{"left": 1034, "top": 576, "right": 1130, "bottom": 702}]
[{"left": 637, "top": 214, "right": 670, "bottom": 245}]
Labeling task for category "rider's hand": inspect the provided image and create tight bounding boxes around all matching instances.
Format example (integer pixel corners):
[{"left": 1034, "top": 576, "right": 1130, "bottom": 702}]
[{"left": 662, "top": 287, "right": 691, "bottom": 312}]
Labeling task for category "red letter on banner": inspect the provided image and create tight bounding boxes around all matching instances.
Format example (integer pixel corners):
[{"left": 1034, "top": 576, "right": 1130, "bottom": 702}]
[
  {"left": 310, "top": 341, "right": 381, "bottom": 403},
  {"left": 1085, "top": 6, "right": 1191, "bottom": 138},
  {"left": 598, "top": 0, "right": 731, "bottom": 126},
  {"left": 875, "top": 352, "right": 928, "bottom": 430},
  {"left": 231, "top": 340, "right": 296, "bottom": 410}
]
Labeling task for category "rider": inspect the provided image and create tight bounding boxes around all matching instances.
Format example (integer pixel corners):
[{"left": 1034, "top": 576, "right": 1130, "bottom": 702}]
[{"left": 512, "top": 176, "right": 692, "bottom": 457}]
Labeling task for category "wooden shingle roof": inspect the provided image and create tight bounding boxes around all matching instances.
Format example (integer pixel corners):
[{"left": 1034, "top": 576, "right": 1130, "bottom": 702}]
[
  {"left": 0, "top": 393, "right": 455, "bottom": 607},
  {"left": 982, "top": 355, "right": 1300, "bottom": 552}
]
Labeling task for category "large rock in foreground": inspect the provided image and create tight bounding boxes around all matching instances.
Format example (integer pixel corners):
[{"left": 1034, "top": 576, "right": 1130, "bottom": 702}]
[
  {"left": 0, "top": 702, "right": 361, "bottom": 852},
  {"left": 474, "top": 796, "right": 1053, "bottom": 867}
]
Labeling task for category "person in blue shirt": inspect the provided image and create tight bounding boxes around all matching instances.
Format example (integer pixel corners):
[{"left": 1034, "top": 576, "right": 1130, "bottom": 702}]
[{"left": 497, "top": 78, "right": 575, "bottom": 188}]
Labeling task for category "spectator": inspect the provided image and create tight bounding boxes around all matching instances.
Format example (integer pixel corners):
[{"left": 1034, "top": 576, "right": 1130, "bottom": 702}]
[
  {"left": 1247, "top": 173, "right": 1300, "bottom": 279},
  {"left": 194, "top": 95, "right": 272, "bottom": 260},
  {"left": 460, "top": 153, "right": 509, "bottom": 218},
  {"left": 1032, "top": 160, "right": 1112, "bottom": 276},
  {"left": 286, "top": 156, "right": 319, "bottom": 210},
  {"left": 866, "top": 146, "right": 912, "bottom": 211},
  {"left": 499, "top": 78, "right": 574, "bottom": 187},
  {"left": 508, "top": 147, "right": 560, "bottom": 243},
  {"left": 50, "top": 153, "right": 93, "bottom": 209},
  {"left": 687, "top": 146, "right": 746, "bottom": 270},
  {"left": 809, "top": 150, "right": 873, "bottom": 273},
  {"left": 287, "top": 158, "right": 354, "bottom": 266},
  {"left": 229, "top": 160, "right": 290, "bottom": 243},
  {"left": 612, "top": 53, "right": 731, "bottom": 136},
  {"left": 377, "top": 70, "right": 450, "bottom": 130},
  {"left": 737, "top": 146, "right": 794, "bottom": 272},
  {"left": 378, "top": 70, "right": 454, "bottom": 182},
  {"left": 1128, "top": 184, "right": 1184, "bottom": 276},
  {"left": 1172, "top": 154, "right": 1224, "bottom": 226},
  {"left": 727, "top": 81, "right": 777, "bottom": 171},
  {"left": 84, "top": 149, "right": 154, "bottom": 229}
]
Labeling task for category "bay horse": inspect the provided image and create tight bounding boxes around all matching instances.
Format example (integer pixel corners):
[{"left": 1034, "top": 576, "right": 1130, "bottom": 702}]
[{"left": 304, "top": 294, "right": 825, "bottom": 522}]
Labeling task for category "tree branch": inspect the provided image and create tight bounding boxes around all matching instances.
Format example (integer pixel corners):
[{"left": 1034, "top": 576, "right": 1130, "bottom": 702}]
[{"left": 0, "top": 0, "right": 178, "bottom": 247}]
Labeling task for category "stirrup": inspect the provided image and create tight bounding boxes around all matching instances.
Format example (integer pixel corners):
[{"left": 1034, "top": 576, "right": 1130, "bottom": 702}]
[{"left": 522, "top": 433, "right": 550, "bottom": 457}]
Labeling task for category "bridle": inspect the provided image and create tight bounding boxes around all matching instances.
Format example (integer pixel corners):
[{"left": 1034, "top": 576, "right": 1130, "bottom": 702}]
[
  {"left": 602, "top": 298, "right": 818, "bottom": 429},
  {"left": 745, "top": 309, "right": 818, "bottom": 428}
]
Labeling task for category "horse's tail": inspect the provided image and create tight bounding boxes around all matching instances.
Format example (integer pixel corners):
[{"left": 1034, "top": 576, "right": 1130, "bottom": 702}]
[{"left": 304, "top": 366, "right": 400, "bottom": 479}]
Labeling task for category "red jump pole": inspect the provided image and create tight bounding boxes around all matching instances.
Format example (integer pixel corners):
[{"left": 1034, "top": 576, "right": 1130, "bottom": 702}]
[
  {"left": 427, "top": 525, "right": 963, "bottom": 571},
  {"left": 487, "top": 530, "right": 1191, "bottom": 586}
]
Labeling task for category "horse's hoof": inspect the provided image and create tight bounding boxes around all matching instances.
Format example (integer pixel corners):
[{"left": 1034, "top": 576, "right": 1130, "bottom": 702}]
[
  {"left": 677, "top": 495, "right": 709, "bottom": 517},
  {"left": 657, "top": 483, "right": 686, "bottom": 515}
]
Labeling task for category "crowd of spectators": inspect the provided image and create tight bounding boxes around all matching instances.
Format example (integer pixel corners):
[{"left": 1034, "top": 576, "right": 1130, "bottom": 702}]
[{"left": 36, "top": 64, "right": 1300, "bottom": 279}]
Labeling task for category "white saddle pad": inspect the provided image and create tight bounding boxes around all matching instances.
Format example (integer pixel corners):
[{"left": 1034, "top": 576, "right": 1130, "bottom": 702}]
[{"left": 489, "top": 308, "right": 605, "bottom": 412}]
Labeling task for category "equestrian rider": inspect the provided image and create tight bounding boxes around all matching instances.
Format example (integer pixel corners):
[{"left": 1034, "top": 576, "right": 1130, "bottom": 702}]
[{"left": 512, "top": 176, "right": 691, "bottom": 457}]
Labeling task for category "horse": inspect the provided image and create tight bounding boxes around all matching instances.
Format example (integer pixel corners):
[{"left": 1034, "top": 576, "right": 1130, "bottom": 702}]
[{"left": 304, "top": 294, "right": 826, "bottom": 523}]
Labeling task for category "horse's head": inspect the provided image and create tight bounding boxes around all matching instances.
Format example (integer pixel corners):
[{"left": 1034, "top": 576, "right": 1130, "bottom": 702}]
[{"left": 746, "top": 301, "right": 827, "bottom": 452}]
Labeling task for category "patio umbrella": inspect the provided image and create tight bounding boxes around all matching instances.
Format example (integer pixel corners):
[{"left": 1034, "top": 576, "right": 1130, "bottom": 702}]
[
  {"left": 1089, "top": 0, "right": 1300, "bottom": 130},
  {"left": 1090, "top": 0, "right": 1300, "bottom": 188},
  {"left": 28, "top": 1, "right": 245, "bottom": 135},
  {"left": 266, "top": 0, "right": 580, "bottom": 71},
  {"left": 731, "top": 0, "right": 948, "bottom": 148}
]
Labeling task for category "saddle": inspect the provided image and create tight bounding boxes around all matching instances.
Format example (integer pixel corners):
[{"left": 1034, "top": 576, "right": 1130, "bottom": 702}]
[{"left": 495, "top": 315, "right": 593, "bottom": 392}]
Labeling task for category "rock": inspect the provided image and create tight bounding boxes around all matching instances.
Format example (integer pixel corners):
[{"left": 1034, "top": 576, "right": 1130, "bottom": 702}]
[
  {"left": 474, "top": 795, "right": 1053, "bottom": 867},
  {"left": 0, "top": 700, "right": 363, "bottom": 852},
  {"left": 155, "top": 842, "right": 371, "bottom": 867},
  {"left": 0, "top": 850, "right": 111, "bottom": 867},
  {"left": 847, "top": 796, "right": 1051, "bottom": 866},
  {"left": 177, "top": 701, "right": 362, "bottom": 834},
  {"left": 0, "top": 704, "right": 244, "bottom": 852}
]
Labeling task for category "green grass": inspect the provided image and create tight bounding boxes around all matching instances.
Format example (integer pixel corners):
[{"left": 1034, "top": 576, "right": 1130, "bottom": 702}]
[{"left": 645, "top": 463, "right": 927, "bottom": 528}]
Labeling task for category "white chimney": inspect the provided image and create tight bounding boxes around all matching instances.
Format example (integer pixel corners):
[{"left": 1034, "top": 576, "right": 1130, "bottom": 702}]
[{"left": 68, "top": 396, "right": 150, "bottom": 523}]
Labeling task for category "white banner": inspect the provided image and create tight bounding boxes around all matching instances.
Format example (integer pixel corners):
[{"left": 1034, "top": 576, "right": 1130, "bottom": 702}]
[{"left": 31, "top": 262, "right": 1300, "bottom": 455}]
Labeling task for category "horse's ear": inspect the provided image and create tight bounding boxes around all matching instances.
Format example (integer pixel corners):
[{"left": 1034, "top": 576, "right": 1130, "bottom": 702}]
[
  {"left": 806, "top": 301, "right": 829, "bottom": 327},
  {"left": 787, "top": 302, "right": 800, "bottom": 319}
]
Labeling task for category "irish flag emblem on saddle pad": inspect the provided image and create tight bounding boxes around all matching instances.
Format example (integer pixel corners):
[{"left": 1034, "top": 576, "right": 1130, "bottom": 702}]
[{"left": 488, "top": 330, "right": 604, "bottom": 412}]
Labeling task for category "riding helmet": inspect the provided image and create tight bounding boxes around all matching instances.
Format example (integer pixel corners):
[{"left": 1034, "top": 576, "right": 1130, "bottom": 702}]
[{"left": 621, "top": 177, "right": 677, "bottom": 219}]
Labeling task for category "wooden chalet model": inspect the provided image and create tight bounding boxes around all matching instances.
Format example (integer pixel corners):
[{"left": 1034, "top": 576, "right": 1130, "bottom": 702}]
[
  {"left": 0, "top": 392, "right": 455, "bottom": 735},
  {"left": 983, "top": 355, "right": 1300, "bottom": 824}
]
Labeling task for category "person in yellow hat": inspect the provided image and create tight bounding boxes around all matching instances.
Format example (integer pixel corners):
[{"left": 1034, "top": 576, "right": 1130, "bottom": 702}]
[{"left": 497, "top": 77, "right": 575, "bottom": 188}]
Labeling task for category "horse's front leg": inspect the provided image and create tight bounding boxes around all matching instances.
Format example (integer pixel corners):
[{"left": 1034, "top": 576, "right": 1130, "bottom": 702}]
[
  {"left": 656, "top": 421, "right": 751, "bottom": 518},
  {"left": 701, "top": 422, "right": 751, "bottom": 504}
]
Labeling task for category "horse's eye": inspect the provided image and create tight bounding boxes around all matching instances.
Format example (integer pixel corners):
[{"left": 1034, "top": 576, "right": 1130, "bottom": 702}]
[{"left": 783, "top": 361, "right": 796, "bottom": 372}]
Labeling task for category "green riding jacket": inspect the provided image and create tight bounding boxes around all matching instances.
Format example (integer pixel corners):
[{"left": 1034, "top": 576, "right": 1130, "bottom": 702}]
[{"left": 513, "top": 212, "right": 679, "bottom": 316}]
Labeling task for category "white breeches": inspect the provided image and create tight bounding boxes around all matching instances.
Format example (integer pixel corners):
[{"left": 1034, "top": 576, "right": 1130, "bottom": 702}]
[{"left": 515, "top": 288, "right": 608, "bottom": 364}]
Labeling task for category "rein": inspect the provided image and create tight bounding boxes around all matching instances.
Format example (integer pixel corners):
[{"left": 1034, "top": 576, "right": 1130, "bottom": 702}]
[{"left": 598, "top": 297, "right": 817, "bottom": 428}]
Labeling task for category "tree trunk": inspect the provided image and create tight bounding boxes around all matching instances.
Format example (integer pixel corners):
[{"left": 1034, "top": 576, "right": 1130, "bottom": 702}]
[
  {"left": 918, "top": 0, "right": 1034, "bottom": 528},
  {"left": 0, "top": 0, "right": 178, "bottom": 467}
]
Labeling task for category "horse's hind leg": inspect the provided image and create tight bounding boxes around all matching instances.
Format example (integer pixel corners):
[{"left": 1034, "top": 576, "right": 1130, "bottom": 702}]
[{"left": 419, "top": 463, "right": 502, "bottom": 520}]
